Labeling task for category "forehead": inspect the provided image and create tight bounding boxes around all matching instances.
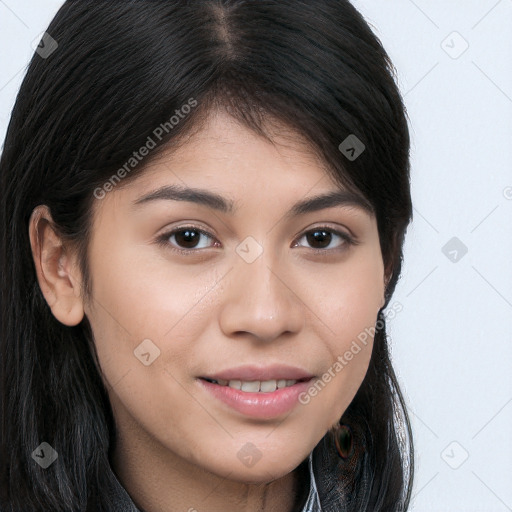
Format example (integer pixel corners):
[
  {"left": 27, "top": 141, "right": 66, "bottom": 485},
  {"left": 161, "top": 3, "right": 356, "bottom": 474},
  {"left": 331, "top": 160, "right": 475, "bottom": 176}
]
[
  {"left": 153, "top": 108, "right": 329, "bottom": 173},
  {"left": 94, "top": 108, "right": 374, "bottom": 219}
]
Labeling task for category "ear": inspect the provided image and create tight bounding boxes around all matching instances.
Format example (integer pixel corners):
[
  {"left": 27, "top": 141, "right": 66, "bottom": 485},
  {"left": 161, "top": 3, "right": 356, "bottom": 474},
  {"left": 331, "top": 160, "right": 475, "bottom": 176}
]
[{"left": 28, "top": 205, "right": 85, "bottom": 326}]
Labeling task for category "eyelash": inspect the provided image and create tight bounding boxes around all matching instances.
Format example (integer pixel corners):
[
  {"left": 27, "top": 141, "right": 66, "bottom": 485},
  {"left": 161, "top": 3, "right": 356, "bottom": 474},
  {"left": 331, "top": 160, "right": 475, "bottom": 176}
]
[{"left": 155, "top": 224, "right": 358, "bottom": 256}]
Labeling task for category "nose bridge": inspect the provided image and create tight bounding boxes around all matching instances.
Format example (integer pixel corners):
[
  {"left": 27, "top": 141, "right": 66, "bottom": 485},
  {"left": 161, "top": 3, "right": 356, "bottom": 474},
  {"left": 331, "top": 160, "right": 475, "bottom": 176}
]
[{"left": 219, "top": 239, "right": 304, "bottom": 341}]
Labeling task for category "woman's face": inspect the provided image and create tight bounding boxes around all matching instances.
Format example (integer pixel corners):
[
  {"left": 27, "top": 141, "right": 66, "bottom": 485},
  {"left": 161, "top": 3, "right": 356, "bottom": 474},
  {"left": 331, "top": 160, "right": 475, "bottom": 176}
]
[{"left": 76, "top": 109, "right": 385, "bottom": 482}]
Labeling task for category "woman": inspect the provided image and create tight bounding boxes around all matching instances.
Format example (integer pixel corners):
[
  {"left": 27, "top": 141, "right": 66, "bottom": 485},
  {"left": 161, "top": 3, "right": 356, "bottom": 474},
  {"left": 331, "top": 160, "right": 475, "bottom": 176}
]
[{"left": 0, "top": 1, "right": 414, "bottom": 511}]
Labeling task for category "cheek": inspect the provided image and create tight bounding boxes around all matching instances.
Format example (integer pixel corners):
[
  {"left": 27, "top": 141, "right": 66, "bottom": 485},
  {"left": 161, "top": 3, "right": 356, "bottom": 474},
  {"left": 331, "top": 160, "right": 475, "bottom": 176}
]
[
  {"left": 83, "top": 246, "right": 218, "bottom": 455},
  {"left": 299, "top": 251, "right": 383, "bottom": 425},
  {"left": 88, "top": 234, "right": 220, "bottom": 337},
  {"left": 83, "top": 239, "right": 229, "bottom": 404},
  {"left": 312, "top": 245, "right": 383, "bottom": 345}
]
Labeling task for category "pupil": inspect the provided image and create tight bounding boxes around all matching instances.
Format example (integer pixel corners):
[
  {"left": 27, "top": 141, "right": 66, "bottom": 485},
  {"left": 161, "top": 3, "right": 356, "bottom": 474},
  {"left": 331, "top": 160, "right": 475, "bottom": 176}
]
[
  {"left": 307, "top": 230, "right": 331, "bottom": 249},
  {"left": 176, "top": 229, "right": 199, "bottom": 248}
]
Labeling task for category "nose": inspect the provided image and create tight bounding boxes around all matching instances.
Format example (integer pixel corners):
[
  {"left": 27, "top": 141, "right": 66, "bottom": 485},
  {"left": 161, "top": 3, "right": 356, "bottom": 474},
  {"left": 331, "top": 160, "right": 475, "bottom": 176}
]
[{"left": 218, "top": 251, "right": 305, "bottom": 343}]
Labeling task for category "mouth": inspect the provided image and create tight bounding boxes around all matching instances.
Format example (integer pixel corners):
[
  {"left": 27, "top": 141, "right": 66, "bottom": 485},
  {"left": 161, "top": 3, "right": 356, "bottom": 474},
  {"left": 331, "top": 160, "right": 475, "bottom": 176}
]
[
  {"left": 199, "top": 376, "right": 313, "bottom": 393},
  {"left": 197, "top": 376, "right": 315, "bottom": 419}
]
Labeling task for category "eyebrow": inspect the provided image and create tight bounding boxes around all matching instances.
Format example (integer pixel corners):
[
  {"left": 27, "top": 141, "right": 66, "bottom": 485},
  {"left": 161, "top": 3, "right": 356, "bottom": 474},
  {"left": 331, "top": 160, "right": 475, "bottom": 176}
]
[{"left": 131, "top": 184, "right": 374, "bottom": 218}]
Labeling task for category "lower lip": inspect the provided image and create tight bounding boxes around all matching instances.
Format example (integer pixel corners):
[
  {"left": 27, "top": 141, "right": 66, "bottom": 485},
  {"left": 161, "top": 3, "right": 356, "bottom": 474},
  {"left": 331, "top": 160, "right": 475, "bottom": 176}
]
[{"left": 197, "top": 378, "right": 314, "bottom": 419}]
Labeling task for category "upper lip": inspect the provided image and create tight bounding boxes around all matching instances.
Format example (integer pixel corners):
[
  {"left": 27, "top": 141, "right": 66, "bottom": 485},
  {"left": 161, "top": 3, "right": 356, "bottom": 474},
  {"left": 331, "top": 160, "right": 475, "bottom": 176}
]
[{"left": 200, "top": 364, "right": 315, "bottom": 382}]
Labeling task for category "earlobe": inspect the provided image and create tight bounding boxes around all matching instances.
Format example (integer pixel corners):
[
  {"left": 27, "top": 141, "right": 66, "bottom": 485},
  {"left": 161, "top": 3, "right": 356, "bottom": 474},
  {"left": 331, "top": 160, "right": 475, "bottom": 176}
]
[{"left": 28, "top": 205, "right": 85, "bottom": 326}]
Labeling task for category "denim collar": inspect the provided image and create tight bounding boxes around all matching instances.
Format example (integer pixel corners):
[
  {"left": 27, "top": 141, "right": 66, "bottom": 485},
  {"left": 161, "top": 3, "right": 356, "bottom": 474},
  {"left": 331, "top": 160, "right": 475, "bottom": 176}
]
[{"left": 106, "top": 450, "right": 323, "bottom": 511}]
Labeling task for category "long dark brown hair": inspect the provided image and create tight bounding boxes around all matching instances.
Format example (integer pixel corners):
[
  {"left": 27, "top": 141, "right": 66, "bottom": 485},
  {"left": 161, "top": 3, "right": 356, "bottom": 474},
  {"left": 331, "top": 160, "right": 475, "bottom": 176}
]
[{"left": 0, "top": 1, "right": 414, "bottom": 510}]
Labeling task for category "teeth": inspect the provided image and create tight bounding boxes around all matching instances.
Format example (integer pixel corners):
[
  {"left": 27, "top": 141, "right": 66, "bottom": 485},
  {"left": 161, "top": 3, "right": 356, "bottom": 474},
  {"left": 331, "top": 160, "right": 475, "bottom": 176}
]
[
  {"left": 261, "top": 380, "right": 278, "bottom": 392},
  {"left": 204, "top": 378, "right": 299, "bottom": 392},
  {"left": 241, "top": 381, "right": 260, "bottom": 392},
  {"left": 228, "top": 379, "right": 242, "bottom": 389},
  {"left": 221, "top": 378, "right": 298, "bottom": 392}
]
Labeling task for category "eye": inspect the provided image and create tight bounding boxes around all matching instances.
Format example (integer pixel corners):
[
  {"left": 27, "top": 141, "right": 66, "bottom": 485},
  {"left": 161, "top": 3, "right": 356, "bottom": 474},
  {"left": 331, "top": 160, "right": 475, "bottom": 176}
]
[
  {"left": 155, "top": 224, "right": 357, "bottom": 255},
  {"left": 156, "top": 225, "right": 218, "bottom": 254},
  {"left": 293, "top": 226, "right": 356, "bottom": 252}
]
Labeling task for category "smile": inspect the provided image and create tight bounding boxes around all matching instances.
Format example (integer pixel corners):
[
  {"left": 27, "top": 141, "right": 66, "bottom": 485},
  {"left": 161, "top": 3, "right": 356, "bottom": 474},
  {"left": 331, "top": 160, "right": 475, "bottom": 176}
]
[
  {"left": 197, "top": 377, "right": 314, "bottom": 419},
  {"left": 201, "top": 377, "right": 304, "bottom": 392}
]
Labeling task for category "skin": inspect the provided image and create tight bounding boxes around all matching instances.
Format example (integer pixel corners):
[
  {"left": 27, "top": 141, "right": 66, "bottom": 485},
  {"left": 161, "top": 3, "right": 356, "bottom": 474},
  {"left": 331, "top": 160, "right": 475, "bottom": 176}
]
[{"left": 29, "top": 108, "right": 387, "bottom": 512}]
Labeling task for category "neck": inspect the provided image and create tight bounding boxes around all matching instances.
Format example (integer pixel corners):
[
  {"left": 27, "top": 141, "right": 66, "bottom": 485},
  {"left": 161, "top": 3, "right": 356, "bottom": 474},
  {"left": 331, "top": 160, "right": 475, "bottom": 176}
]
[{"left": 109, "top": 401, "right": 312, "bottom": 512}]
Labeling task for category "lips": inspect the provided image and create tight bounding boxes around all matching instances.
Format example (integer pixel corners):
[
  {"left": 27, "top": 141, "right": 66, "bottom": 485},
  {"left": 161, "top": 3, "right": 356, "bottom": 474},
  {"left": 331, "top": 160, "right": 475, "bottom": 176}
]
[
  {"left": 197, "top": 376, "right": 314, "bottom": 419},
  {"left": 200, "top": 363, "right": 315, "bottom": 382}
]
